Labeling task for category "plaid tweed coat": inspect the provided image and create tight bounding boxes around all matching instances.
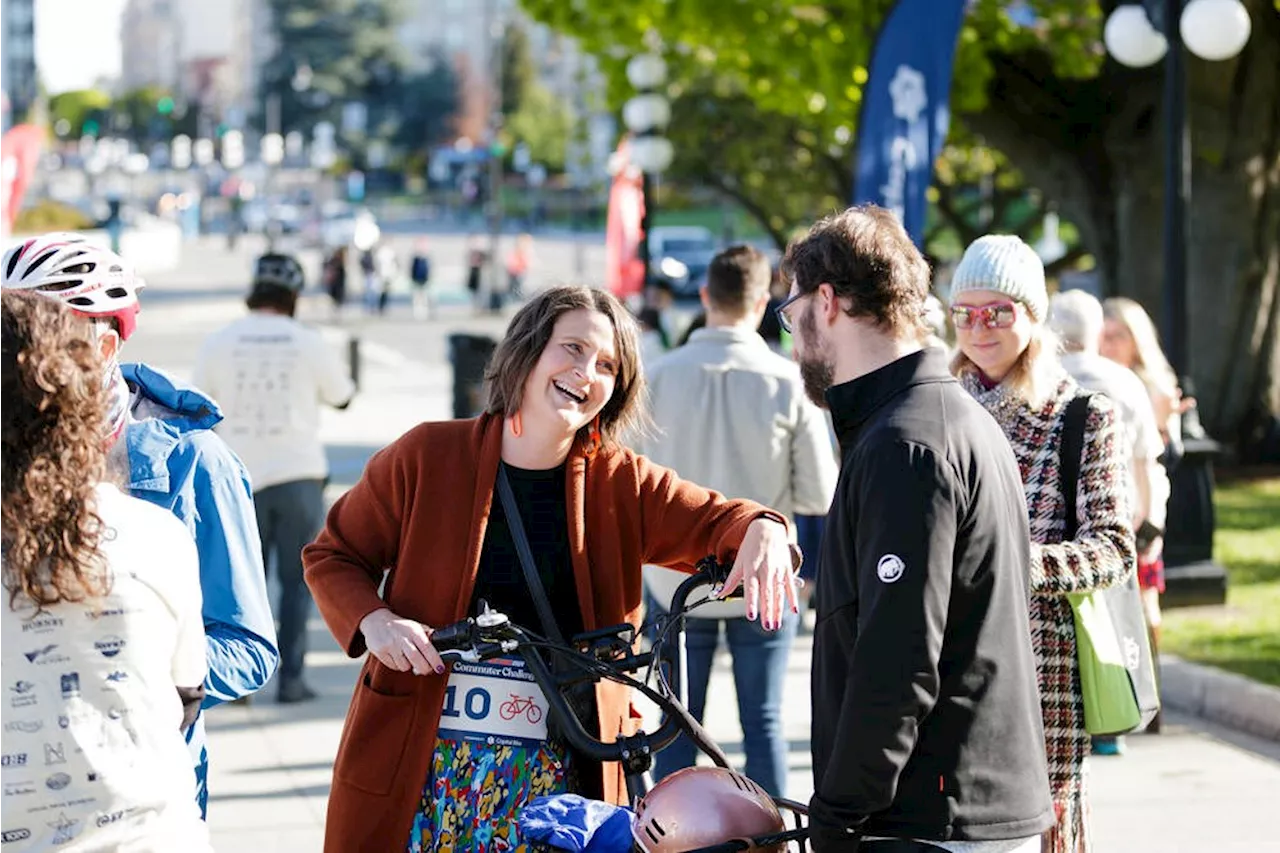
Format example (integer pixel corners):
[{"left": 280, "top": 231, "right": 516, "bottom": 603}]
[{"left": 960, "top": 369, "right": 1136, "bottom": 853}]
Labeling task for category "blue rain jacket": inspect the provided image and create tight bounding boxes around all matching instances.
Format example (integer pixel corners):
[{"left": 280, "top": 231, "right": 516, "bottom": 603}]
[{"left": 120, "top": 363, "right": 279, "bottom": 816}]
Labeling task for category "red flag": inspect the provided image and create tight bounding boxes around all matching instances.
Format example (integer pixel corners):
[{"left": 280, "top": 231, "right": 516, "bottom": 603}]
[
  {"left": 2, "top": 124, "right": 45, "bottom": 235},
  {"left": 605, "top": 138, "right": 646, "bottom": 299}
]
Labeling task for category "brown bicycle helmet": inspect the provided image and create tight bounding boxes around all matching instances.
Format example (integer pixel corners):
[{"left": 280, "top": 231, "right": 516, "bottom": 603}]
[{"left": 632, "top": 766, "right": 787, "bottom": 852}]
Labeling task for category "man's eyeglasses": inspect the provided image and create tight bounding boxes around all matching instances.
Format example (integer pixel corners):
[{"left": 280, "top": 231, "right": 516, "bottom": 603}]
[
  {"left": 775, "top": 290, "right": 810, "bottom": 335},
  {"left": 949, "top": 300, "right": 1018, "bottom": 330}
]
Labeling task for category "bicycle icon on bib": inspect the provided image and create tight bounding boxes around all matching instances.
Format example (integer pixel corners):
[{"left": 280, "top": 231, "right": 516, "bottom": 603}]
[{"left": 498, "top": 693, "right": 544, "bottom": 724}]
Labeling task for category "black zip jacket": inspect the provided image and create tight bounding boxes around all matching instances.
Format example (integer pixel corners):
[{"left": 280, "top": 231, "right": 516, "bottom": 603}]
[{"left": 809, "top": 349, "right": 1054, "bottom": 851}]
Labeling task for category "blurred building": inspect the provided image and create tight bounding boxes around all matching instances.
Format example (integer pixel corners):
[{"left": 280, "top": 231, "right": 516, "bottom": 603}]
[
  {"left": 119, "top": 0, "right": 268, "bottom": 130},
  {"left": 398, "top": 0, "right": 612, "bottom": 180},
  {"left": 2, "top": 0, "right": 38, "bottom": 127},
  {"left": 120, "top": 0, "right": 181, "bottom": 92}
]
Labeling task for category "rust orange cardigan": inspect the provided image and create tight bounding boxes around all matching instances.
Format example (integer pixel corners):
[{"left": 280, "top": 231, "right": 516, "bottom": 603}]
[{"left": 302, "top": 414, "right": 782, "bottom": 852}]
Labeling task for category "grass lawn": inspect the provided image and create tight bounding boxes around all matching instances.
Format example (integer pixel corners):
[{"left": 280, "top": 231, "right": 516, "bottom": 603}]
[{"left": 1162, "top": 474, "right": 1280, "bottom": 687}]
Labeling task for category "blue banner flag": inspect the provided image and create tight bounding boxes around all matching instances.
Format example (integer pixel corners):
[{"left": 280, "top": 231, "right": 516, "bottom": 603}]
[{"left": 851, "top": 0, "right": 968, "bottom": 247}]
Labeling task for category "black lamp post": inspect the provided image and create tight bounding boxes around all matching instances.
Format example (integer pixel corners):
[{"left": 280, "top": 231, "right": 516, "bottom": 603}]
[{"left": 1103, "top": 0, "right": 1253, "bottom": 606}]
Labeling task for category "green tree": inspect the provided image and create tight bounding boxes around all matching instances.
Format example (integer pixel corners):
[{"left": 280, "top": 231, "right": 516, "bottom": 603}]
[
  {"left": 501, "top": 21, "right": 536, "bottom": 121},
  {"left": 115, "top": 85, "right": 176, "bottom": 146},
  {"left": 394, "top": 55, "right": 462, "bottom": 156},
  {"left": 47, "top": 88, "right": 111, "bottom": 138},
  {"left": 260, "top": 0, "right": 409, "bottom": 135},
  {"left": 506, "top": 82, "right": 575, "bottom": 172},
  {"left": 521, "top": 0, "right": 1280, "bottom": 456}
]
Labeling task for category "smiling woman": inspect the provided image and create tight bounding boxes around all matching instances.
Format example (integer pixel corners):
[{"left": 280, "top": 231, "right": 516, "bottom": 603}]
[
  {"left": 302, "top": 284, "right": 801, "bottom": 852},
  {"left": 483, "top": 285, "right": 645, "bottom": 462}
]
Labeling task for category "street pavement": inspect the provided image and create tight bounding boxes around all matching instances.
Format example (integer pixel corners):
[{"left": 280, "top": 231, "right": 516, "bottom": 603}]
[{"left": 125, "top": 236, "right": 1280, "bottom": 852}]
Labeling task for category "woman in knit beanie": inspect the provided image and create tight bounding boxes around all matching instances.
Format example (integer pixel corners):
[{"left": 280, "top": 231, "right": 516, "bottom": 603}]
[{"left": 947, "top": 235, "right": 1137, "bottom": 853}]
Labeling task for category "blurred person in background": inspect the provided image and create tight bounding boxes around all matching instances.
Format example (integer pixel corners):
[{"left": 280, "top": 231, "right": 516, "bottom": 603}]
[
  {"left": 466, "top": 235, "right": 487, "bottom": 313},
  {"left": 1050, "top": 289, "right": 1169, "bottom": 748},
  {"left": 375, "top": 241, "right": 400, "bottom": 316},
  {"left": 635, "top": 245, "right": 837, "bottom": 798},
  {"left": 195, "top": 254, "right": 356, "bottom": 704},
  {"left": 636, "top": 305, "right": 669, "bottom": 367},
  {"left": 2, "top": 291, "right": 212, "bottom": 852},
  {"left": 2, "top": 234, "right": 278, "bottom": 817},
  {"left": 323, "top": 246, "right": 349, "bottom": 319},
  {"left": 506, "top": 233, "right": 534, "bottom": 300},
  {"left": 410, "top": 238, "right": 434, "bottom": 320},
  {"left": 1100, "top": 296, "right": 1194, "bottom": 466}
]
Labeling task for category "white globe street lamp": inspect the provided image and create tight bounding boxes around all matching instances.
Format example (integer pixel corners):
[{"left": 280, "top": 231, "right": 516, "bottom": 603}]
[
  {"left": 1101, "top": 0, "right": 1253, "bottom": 379},
  {"left": 623, "top": 94, "right": 672, "bottom": 136},
  {"left": 1104, "top": 0, "right": 1251, "bottom": 67},
  {"left": 1179, "top": 0, "right": 1252, "bottom": 61},
  {"left": 629, "top": 136, "right": 675, "bottom": 174},
  {"left": 625, "top": 54, "right": 668, "bottom": 91},
  {"left": 1103, "top": 5, "right": 1167, "bottom": 67},
  {"left": 623, "top": 51, "right": 673, "bottom": 285}
]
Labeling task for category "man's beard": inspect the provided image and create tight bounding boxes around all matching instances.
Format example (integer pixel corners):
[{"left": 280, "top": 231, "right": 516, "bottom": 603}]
[
  {"left": 799, "top": 356, "right": 835, "bottom": 408},
  {"left": 797, "top": 306, "right": 835, "bottom": 407}
]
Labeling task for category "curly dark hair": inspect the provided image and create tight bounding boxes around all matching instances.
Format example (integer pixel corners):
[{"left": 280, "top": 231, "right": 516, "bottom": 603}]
[
  {"left": 2, "top": 291, "right": 111, "bottom": 610},
  {"left": 780, "top": 204, "right": 931, "bottom": 341}
]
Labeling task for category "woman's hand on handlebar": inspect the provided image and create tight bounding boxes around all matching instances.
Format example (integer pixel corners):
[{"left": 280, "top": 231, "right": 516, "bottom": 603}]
[
  {"left": 716, "top": 517, "right": 800, "bottom": 631},
  {"left": 359, "top": 607, "right": 446, "bottom": 675}
]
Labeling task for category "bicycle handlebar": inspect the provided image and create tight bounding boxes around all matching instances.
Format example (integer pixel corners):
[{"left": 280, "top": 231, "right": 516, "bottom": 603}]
[{"left": 432, "top": 557, "right": 733, "bottom": 767}]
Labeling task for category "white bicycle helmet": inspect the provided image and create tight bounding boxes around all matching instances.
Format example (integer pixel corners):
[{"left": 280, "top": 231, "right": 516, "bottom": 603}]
[{"left": 2, "top": 233, "right": 145, "bottom": 340}]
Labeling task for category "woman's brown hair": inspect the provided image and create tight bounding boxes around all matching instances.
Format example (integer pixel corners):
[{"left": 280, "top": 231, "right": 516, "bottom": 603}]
[
  {"left": 2, "top": 291, "right": 111, "bottom": 609},
  {"left": 484, "top": 285, "right": 648, "bottom": 446}
]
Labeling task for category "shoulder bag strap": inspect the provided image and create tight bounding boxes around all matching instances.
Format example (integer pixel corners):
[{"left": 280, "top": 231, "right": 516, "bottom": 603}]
[
  {"left": 1059, "top": 394, "right": 1093, "bottom": 541},
  {"left": 495, "top": 464, "right": 566, "bottom": 645}
]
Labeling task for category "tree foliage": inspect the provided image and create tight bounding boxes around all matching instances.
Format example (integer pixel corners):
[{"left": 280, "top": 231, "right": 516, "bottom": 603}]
[
  {"left": 394, "top": 56, "right": 462, "bottom": 154},
  {"left": 115, "top": 86, "right": 177, "bottom": 146},
  {"left": 521, "top": 0, "right": 1280, "bottom": 452},
  {"left": 507, "top": 82, "right": 576, "bottom": 172},
  {"left": 519, "top": 0, "right": 1105, "bottom": 253},
  {"left": 501, "top": 22, "right": 537, "bottom": 120},
  {"left": 261, "top": 0, "right": 409, "bottom": 135},
  {"left": 47, "top": 89, "right": 111, "bottom": 138}
]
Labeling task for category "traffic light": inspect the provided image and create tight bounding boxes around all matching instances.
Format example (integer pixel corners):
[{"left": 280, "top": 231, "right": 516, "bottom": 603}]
[
  {"left": 82, "top": 119, "right": 100, "bottom": 137},
  {"left": 157, "top": 96, "right": 175, "bottom": 115}
]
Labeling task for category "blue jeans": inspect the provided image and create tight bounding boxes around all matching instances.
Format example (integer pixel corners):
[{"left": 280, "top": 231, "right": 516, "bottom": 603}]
[{"left": 650, "top": 601, "right": 798, "bottom": 798}]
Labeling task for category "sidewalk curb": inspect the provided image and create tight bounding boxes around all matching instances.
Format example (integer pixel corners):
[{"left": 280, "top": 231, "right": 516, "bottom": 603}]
[{"left": 1160, "top": 654, "right": 1280, "bottom": 742}]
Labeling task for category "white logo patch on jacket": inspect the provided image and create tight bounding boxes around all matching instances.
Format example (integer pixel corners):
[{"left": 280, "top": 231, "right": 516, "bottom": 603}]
[{"left": 877, "top": 554, "right": 906, "bottom": 583}]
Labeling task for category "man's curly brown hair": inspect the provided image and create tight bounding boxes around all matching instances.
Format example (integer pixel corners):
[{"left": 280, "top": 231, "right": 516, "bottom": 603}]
[{"left": 2, "top": 291, "right": 111, "bottom": 610}]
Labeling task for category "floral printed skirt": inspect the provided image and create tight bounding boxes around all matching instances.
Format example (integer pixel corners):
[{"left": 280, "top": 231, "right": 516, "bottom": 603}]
[{"left": 405, "top": 735, "right": 577, "bottom": 852}]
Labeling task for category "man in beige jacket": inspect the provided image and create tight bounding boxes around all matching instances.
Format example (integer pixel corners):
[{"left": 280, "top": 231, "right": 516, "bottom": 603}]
[{"left": 634, "top": 245, "right": 838, "bottom": 797}]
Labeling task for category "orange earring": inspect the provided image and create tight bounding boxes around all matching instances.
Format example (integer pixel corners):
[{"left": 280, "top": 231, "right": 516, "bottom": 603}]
[
  {"left": 511, "top": 411, "right": 523, "bottom": 437},
  {"left": 589, "top": 416, "right": 601, "bottom": 446}
]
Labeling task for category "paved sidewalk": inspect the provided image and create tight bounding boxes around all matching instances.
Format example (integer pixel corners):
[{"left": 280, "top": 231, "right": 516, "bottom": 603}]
[
  {"left": 204, "top": 625, "right": 1280, "bottom": 852},
  {"left": 131, "top": 239, "right": 1280, "bottom": 851}
]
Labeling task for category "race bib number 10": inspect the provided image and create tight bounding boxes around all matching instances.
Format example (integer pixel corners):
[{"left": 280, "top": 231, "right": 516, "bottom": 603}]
[{"left": 437, "top": 657, "right": 549, "bottom": 748}]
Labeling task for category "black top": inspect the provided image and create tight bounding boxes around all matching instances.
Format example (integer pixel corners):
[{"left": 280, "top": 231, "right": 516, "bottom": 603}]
[
  {"left": 469, "top": 462, "right": 584, "bottom": 641},
  {"left": 809, "top": 348, "right": 1054, "bottom": 848}
]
